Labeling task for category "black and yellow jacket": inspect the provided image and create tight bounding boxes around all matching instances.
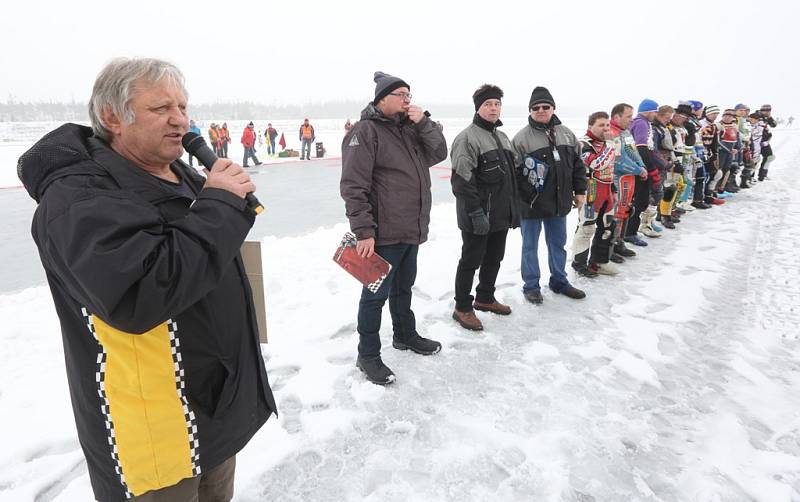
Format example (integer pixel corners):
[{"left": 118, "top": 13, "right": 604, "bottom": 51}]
[{"left": 18, "top": 124, "right": 276, "bottom": 501}]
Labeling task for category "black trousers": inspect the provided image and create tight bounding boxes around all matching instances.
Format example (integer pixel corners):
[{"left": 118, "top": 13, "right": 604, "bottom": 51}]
[
  {"left": 625, "top": 176, "right": 650, "bottom": 238},
  {"left": 454, "top": 229, "right": 508, "bottom": 311}
]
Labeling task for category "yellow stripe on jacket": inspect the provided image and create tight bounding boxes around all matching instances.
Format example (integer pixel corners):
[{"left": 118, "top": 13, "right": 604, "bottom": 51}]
[{"left": 92, "top": 316, "right": 194, "bottom": 496}]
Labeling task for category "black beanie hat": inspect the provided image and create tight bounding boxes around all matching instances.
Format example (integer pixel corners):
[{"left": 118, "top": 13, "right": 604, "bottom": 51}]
[
  {"left": 675, "top": 103, "right": 693, "bottom": 117},
  {"left": 529, "top": 86, "right": 555, "bottom": 109},
  {"left": 373, "top": 71, "right": 410, "bottom": 104},
  {"left": 473, "top": 85, "right": 504, "bottom": 111}
]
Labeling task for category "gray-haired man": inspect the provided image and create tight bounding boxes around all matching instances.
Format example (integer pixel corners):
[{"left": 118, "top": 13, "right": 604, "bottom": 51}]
[{"left": 18, "top": 57, "right": 275, "bottom": 501}]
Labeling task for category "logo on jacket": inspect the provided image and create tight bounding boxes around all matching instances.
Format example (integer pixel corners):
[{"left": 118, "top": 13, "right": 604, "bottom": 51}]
[
  {"left": 522, "top": 155, "right": 549, "bottom": 193},
  {"left": 348, "top": 134, "right": 360, "bottom": 147}
]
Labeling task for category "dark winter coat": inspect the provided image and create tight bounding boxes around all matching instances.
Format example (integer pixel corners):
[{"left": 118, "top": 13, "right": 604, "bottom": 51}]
[
  {"left": 17, "top": 124, "right": 276, "bottom": 501},
  {"left": 450, "top": 114, "right": 519, "bottom": 233},
  {"left": 512, "top": 115, "right": 587, "bottom": 219},
  {"left": 340, "top": 103, "right": 448, "bottom": 245}
]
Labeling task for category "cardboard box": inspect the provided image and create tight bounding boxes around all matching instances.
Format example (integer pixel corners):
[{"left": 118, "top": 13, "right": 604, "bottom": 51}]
[{"left": 241, "top": 241, "right": 268, "bottom": 344}]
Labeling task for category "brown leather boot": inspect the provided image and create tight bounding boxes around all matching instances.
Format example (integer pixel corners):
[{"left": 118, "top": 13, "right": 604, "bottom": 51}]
[
  {"left": 473, "top": 300, "right": 512, "bottom": 315},
  {"left": 452, "top": 309, "right": 483, "bottom": 331}
]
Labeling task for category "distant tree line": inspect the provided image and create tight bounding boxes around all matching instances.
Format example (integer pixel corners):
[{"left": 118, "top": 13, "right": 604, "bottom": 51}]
[{"left": 0, "top": 99, "right": 478, "bottom": 122}]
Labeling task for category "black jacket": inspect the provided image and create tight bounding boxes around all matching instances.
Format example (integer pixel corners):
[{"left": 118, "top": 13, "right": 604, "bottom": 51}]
[
  {"left": 18, "top": 124, "right": 276, "bottom": 501},
  {"left": 450, "top": 114, "right": 519, "bottom": 232},
  {"left": 511, "top": 115, "right": 587, "bottom": 219}
]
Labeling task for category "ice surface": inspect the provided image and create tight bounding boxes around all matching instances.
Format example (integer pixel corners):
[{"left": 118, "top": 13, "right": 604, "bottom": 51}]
[{"left": 1, "top": 130, "right": 800, "bottom": 501}]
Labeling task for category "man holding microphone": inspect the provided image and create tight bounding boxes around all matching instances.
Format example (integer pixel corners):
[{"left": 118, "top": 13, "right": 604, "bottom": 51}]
[{"left": 18, "top": 57, "right": 275, "bottom": 501}]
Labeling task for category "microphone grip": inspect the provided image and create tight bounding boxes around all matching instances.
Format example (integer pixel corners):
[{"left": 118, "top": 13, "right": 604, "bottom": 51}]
[{"left": 190, "top": 139, "right": 263, "bottom": 215}]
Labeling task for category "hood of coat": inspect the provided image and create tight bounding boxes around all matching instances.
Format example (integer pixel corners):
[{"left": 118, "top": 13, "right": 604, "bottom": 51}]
[
  {"left": 360, "top": 103, "right": 410, "bottom": 126},
  {"left": 17, "top": 123, "right": 102, "bottom": 203},
  {"left": 527, "top": 114, "right": 562, "bottom": 131}
]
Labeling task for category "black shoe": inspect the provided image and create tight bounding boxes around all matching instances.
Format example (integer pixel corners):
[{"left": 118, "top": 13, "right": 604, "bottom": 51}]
[
  {"left": 614, "top": 243, "right": 636, "bottom": 257},
  {"left": 661, "top": 215, "right": 676, "bottom": 229},
  {"left": 552, "top": 285, "right": 586, "bottom": 299},
  {"left": 524, "top": 290, "right": 543, "bottom": 304},
  {"left": 674, "top": 207, "right": 687, "bottom": 215},
  {"left": 691, "top": 201, "right": 711, "bottom": 210},
  {"left": 356, "top": 357, "right": 396, "bottom": 385},
  {"left": 392, "top": 334, "right": 441, "bottom": 355},
  {"left": 571, "top": 261, "right": 598, "bottom": 278},
  {"left": 609, "top": 253, "right": 625, "bottom": 264}
]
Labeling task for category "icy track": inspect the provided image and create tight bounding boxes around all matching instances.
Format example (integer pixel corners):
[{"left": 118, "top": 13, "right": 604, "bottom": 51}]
[{"left": 1, "top": 132, "right": 800, "bottom": 501}]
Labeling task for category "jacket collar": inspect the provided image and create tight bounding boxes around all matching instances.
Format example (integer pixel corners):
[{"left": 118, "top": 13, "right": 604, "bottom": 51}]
[
  {"left": 585, "top": 129, "right": 604, "bottom": 143},
  {"left": 609, "top": 118, "right": 626, "bottom": 133},
  {"left": 528, "top": 114, "right": 561, "bottom": 131},
  {"left": 473, "top": 113, "right": 503, "bottom": 132},
  {"left": 361, "top": 103, "right": 410, "bottom": 126},
  {"left": 88, "top": 138, "right": 204, "bottom": 203}
]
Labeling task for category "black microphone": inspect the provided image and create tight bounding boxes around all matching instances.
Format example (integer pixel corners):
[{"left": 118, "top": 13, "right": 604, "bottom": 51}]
[{"left": 182, "top": 132, "right": 264, "bottom": 215}]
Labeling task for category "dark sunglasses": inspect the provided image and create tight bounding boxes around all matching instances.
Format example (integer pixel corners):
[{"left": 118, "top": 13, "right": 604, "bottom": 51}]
[{"left": 531, "top": 104, "right": 552, "bottom": 111}]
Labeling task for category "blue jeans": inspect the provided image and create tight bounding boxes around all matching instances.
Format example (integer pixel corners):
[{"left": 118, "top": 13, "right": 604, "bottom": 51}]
[
  {"left": 520, "top": 216, "right": 570, "bottom": 293},
  {"left": 301, "top": 139, "right": 313, "bottom": 159},
  {"left": 357, "top": 244, "right": 419, "bottom": 359}
]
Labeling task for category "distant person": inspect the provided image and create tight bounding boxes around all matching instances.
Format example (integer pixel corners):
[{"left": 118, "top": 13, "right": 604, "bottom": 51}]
[
  {"left": 17, "top": 57, "right": 275, "bottom": 502},
  {"left": 208, "top": 122, "right": 221, "bottom": 157},
  {"left": 450, "top": 84, "right": 518, "bottom": 331},
  {"left": 788, "top": 116, "right": 794, "bottom": 127},
  {"left": 220, "top": 122, "right": 231, "bottom": 158},
  {"left": 266, "top": 123, "right": 278, "bottom": 155},
  {"left": 758, "top": 104, "right": 777, "bottom": 180},
  {"left": 241, "top": 121, "right": 262, "bottom": 167},
  {"left": 512, "top": 86, "right": 588, "bottom": 304},
  {"left": 340, "top": 71, "right": 447, "bottom": 385},
  {"left": 299, "top": 118, "right": 315, "bottom": 160},
  {"left": 187, "top": 119, "right": 202, "bottom": 167},
  {"left": 345, "top": 119, "right": 353, "bottom": 132}
]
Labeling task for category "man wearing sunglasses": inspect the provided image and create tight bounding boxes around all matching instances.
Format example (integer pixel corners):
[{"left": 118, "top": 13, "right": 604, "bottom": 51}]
[
  {"left": 512, "top": 86, "right": 588, "bottom": 304},
  {"left": 340, "top": 71, "right": 448, "bottom": 385}
]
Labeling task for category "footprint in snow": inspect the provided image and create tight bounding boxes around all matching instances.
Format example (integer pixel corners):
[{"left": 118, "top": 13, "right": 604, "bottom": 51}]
[
  {"left": 644, "top": 303, "right": 670, "bottom": 314},
  {"left": 279, "top": 394, "right": 304, "bottom": 434},
  {"left": 329, "top": 323, "right": 356, "bottom": 340}
]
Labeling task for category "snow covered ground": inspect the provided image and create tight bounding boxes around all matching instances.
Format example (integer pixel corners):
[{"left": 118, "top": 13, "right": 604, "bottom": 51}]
[{"left": 1, "top": 130, "right": 800, "bottom": 501}]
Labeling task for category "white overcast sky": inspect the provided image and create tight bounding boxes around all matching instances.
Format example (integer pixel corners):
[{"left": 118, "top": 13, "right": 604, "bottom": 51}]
[{"left": 1, "top": 0, "right": 798, "bottom": 114}]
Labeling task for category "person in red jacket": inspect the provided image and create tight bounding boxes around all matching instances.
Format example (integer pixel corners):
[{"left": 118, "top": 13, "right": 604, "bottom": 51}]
[{"left": 241, "top": 122, "right": 261, "bottom": 167}]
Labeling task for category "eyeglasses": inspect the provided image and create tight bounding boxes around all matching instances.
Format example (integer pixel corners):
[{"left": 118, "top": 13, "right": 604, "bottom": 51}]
[
  {"left": 531, "top": 104, "right": 552, "bottom": 111},
  {"left": 389, "top": 92, "right": 412, "bottom": 100}
]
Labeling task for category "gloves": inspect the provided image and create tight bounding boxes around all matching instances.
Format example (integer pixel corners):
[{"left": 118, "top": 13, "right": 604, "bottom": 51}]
[
  {"left": 469, "top": 209, "right": 490, "bottom": 235},
  {"left": 672, "top": 162, "right": 684, "bottom": 174}
]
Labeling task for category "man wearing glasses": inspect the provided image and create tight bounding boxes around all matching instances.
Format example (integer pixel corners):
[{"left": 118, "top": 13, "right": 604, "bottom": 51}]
[
  {"left": 340, "top": 71, "right": 448, "bottom": 385},
  {"left": 512, "top": 86, "right": 588, "bottom": 304}
]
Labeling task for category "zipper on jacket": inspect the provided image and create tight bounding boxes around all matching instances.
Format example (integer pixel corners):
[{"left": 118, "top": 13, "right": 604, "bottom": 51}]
[{"left": 487, "top": 192, "right": 492, "bottom": 217}]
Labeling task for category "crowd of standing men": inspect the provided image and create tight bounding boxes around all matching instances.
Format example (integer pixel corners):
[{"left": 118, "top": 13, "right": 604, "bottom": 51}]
[{"left": 340, "top": 71, "right": 779, "bottom": 385}]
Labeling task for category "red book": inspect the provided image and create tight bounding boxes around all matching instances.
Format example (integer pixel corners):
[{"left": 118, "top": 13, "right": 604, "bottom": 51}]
[{"left": 333, "top": 233, "right": 392, "bottom": 293}]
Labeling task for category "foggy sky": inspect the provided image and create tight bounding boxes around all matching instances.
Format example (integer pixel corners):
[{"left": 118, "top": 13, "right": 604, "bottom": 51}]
[{"left": 2, "top": 0, "right": 797, "bottom": 115}]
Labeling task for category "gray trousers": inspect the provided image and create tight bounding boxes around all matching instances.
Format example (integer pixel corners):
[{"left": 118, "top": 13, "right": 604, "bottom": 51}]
[{"left": 131, "top": 456, "right": 236, "bottom": 502}]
